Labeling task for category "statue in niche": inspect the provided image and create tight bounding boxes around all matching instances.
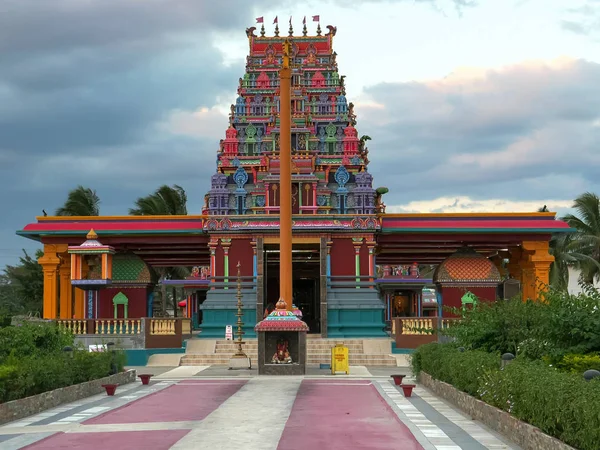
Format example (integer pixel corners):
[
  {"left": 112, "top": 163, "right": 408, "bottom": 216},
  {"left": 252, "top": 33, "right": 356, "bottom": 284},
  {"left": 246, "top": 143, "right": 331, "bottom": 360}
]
[
  {"left": 348, "top": 102, "right": 357, "bottom": 126},
  {"left": 271, "top": 338, "right": 293, "bottom": 364},
  {"left": 229, "top": 104, "right": 235, "bottom": 124}
]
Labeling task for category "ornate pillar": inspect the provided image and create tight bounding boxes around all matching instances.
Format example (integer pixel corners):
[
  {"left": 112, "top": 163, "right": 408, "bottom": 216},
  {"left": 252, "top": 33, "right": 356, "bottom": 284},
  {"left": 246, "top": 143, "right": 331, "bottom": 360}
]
[
  {"left": 256, "top": 237, "right": 265, "bottom": 323},
  {"left": 366, "top": 240, "right": 376, "bottom": 288},
  {"left": 209, "top": 238, "right": 218, "bottom": 289},
  {"left": 521, "top": 241, "right": 554, "bottom": 301},
  {"left": 58, "top": 253, "right": 72, "bottom": 319},
  {"left": 221, "top": 238, "right": 232, "bottom": 289},
  {"left": 320, "top": 237, "right": 329, "bottom": 337},
  {"left": 38, "top": 244, "right": 63, "bottom": 319},
  {"left": 352, "top": 237, "right": 363, "bottom": 288},
  {"left": 312, "top": 182, "right": 317, "bottom": 213}
]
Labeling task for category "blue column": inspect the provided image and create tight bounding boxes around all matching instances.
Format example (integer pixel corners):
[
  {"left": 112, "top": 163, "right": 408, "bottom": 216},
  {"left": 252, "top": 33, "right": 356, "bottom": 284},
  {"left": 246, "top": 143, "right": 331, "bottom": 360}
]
[
  {"left": 147, "top": 291, "right": 154, "bottom": 318},
  {"left": 436, "top": 290, "right": 443, "bottom": 318},
  {"left": 87, "top": 290, "right": 93, "bottom": 319}
]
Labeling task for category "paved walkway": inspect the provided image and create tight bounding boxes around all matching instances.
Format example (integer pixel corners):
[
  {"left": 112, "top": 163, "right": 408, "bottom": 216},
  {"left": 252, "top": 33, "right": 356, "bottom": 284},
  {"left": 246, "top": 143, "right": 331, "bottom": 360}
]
[{"left": 0, "top": 366, "right": 520, "bottom": 450}]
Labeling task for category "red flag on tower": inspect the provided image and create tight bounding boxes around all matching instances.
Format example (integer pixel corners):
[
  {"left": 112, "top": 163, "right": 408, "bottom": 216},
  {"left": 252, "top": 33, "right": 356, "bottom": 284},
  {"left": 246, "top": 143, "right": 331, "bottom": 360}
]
[
  {"left": 256, "top": 17, "right": 264, "bottom": 23},
  {"left": 273, "top": 16, "right": 278, "bottom": 24},
  {"left": 312, "top": 15, "right": 320, "bottom": 22}
]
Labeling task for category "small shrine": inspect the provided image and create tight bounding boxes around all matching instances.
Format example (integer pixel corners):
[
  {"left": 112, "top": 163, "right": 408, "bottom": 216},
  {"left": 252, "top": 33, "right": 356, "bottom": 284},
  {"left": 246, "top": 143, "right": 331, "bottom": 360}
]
[
  {"left": 68, "top": 229, "right": 115, "bottom": 289},
  {"left": 255, "top": 297, "right": 309, "bottom": 375}
]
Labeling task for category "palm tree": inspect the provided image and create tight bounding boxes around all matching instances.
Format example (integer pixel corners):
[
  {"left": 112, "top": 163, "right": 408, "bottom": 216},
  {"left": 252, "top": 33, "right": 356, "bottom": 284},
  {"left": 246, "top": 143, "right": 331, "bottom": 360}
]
[
  {"left": 55, "top": 186, "right": 100, "bottom": 216},
  {"left": 130, "top": 184, "right": 189, "bottom": 314},
  {"left": 129, "top": 184, "right": 187, "bottom": 216},
  {"left": 561, "top": 192, "right": 600, "bottom": 285}
]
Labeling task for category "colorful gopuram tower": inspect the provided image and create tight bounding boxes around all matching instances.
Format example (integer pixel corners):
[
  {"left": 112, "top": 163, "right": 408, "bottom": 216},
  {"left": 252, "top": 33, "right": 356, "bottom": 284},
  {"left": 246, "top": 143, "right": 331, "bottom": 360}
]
[
  {"left": 206, "top": 24, "right": 375, "bottom": 217},
  {"left": 200, "top": 22, "right": 384, "bottom": 338}
]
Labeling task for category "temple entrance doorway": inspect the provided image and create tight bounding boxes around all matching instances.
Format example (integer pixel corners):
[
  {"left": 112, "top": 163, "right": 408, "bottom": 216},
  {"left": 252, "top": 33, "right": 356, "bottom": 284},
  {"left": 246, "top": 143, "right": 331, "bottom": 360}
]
[{"left": 264, "top": 244, "right": 321, "bottom": 334}]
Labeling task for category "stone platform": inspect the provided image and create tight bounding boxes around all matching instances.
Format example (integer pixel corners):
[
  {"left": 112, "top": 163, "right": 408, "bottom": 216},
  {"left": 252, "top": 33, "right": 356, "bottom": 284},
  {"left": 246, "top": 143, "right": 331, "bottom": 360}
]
[{"left": 180, "top": 337, "right": 398, "bottom": 366}]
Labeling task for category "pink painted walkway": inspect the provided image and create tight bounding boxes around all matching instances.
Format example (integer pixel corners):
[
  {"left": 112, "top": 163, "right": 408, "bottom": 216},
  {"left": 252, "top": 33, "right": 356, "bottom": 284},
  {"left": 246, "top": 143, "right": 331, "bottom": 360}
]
[
  {"left": 23, "top": 430, "right": 189, "bottom": 450},
  {"left": 85, "top": 380, "right": 246, "bottom": 424},
  {"left": 277, "top": 380, "right": 423, "bottom": 450}
]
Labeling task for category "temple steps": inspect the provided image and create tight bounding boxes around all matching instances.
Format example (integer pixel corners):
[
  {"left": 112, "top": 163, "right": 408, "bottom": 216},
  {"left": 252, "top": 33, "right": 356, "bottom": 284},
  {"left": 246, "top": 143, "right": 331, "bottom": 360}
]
[{"left": 179, "top": 338, "right": 397, "bottom": 367}]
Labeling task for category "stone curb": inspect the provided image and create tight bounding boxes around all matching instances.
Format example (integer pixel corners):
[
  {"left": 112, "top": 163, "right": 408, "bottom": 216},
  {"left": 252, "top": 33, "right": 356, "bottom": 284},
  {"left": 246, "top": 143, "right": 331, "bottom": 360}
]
[
  {"left": 0, "top": 369, "right": 137, "bottom": 426},
  {"left": 418, "top": 372, "right": 576, "bottom": 450}
]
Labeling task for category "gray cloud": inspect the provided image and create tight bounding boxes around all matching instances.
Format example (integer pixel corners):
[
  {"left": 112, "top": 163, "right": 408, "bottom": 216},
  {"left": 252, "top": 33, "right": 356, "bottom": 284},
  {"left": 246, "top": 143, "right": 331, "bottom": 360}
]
[
  {"left": 360, "top": 58, "right": 600, "bottom": 206},
  {"left": 0, "top": 0, "right": 267, "bottom": 267},
  {"left": 561, "top": 1, "right": 600, "bottom": 36}
]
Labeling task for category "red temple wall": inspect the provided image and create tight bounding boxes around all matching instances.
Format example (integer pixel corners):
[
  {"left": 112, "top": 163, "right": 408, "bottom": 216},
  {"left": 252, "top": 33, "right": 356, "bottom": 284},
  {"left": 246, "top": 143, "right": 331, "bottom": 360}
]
[
  {"left": 439, "top": 286, "right": 497, "bottom": 318},
  {"left": 227, "top": 238, "right": 253, "bottom": 277},
  {"left": 98, "top": 286, "right": 149, "bottom": 318},
  {"left": 330, "top": 238, "right": 355, "bottom": 276}
]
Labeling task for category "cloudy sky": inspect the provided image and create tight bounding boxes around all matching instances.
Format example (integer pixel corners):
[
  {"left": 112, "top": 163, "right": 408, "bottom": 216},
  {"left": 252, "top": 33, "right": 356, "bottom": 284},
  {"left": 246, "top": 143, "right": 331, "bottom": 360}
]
[{"left": 1, "top": 0, "right": 599, "bottom": 267}]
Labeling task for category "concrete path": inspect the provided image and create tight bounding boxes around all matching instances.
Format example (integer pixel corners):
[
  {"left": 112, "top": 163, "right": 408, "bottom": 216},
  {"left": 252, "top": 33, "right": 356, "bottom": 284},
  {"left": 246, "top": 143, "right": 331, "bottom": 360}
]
[{"left": 0, "top": 368, "right": 520, "bottom": 450}]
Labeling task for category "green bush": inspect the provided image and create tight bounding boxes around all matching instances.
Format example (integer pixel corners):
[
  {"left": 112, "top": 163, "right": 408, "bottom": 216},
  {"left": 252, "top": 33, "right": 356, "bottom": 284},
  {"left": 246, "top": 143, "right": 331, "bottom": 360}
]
[
  {"left": 0, "top": 350, "right": 126, "bottom": 403},
  {"left": 0, "top": 322, "right": 126, "bottom": 403},
  {"left": 411, "top": 343, "right": 499, "bottom": 396},
  {"left": 552, "top": 353, "right": 600, "bottom": 374},
  {"left": 443, "top": 287, "right": 600, "bottom": 360},
  {"left": 479, "top": 359, "right": 600, "bottom": 450},
  {"left": 415, "top": 343, "right": 600, "bottom": 450},
  {"left": 0, "top": 322, "right": 74, "bottom": 363}
]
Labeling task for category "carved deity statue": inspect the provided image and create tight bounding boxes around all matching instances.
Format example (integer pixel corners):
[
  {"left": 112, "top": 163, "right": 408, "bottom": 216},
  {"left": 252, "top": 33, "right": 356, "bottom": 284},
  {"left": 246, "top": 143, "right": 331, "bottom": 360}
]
[{"left": 271, "top": 338, "right": 293, "bottom": 364}]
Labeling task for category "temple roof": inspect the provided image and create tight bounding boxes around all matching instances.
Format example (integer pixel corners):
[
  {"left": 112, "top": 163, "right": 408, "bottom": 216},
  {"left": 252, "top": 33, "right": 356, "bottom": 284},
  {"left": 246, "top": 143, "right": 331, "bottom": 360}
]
[{"left": 433, "top": 246, "right": 502, "bottom": 285}]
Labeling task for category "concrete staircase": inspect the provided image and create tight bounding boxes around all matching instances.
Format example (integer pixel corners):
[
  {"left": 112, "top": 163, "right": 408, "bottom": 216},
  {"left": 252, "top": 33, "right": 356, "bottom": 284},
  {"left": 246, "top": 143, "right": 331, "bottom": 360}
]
[{"left": 179, "top": 337, "right": 397, "bottom": 367}]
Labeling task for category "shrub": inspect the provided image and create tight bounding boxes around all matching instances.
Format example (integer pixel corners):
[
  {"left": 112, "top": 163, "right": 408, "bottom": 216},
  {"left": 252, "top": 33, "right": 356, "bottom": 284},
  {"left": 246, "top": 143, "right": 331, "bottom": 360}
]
[
  {"left": 479, "top": 359, "right": 600, "bottom": 450},
  {"left": 442, "top": 287, "right": 600, "bottom": 360},
  {"left": 415, "top": 343, "right": 600, "bottom": 450},
  {"left": 553, "top": 353, "right": 600, "bottom": 374},
  {"left": 411, "top": 343, "right": 499, "bottom": 396},
  {"left": 0, "top": 349, "right": 126, "bottom": 403},
  {"left": 0, "top": 322, "right": 73, "bottom": 363}
]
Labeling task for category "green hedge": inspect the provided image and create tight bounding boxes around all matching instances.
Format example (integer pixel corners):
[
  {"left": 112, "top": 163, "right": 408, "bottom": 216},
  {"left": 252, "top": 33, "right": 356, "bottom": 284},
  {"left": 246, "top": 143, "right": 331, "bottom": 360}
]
[
  {"left": 0, "top": 323, "right": 126, "bottom": 403},
  {"left": 411, "top": 343, "right": 499, "bottom": 396},
  {"left": 412, "top": 343, "right": 600, "bottom": 450}
]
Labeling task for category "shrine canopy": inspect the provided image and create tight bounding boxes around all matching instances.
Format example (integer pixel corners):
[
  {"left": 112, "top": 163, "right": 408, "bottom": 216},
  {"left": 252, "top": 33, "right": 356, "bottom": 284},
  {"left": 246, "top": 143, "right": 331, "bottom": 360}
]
[
  {"left": 17, "top": 215, "right": 209, "bottom": 267},
  {"left": 377, "top": 212, "right": 573, "bottom": 265}
]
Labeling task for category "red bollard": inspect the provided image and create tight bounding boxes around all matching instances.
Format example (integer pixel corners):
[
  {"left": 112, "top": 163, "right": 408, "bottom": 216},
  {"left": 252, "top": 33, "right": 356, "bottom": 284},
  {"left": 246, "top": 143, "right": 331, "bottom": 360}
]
[
  {"left": 390, "top": 374, "right": 406, "bottom": 385},
  {"left": 102, "top": 384, "right": 118, "bottom": 396},
  {"left": 138, "top": 374, "right": 153, "bottom": 385},
  {"left": 401, "top": 384, "right": 416, "bottom": 397}
]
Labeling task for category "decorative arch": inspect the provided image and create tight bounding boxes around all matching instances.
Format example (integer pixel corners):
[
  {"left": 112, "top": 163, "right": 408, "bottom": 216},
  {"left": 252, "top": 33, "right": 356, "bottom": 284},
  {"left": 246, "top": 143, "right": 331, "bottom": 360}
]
[{"left": 112, "top": 292, "right": 129, "bottom": 318}]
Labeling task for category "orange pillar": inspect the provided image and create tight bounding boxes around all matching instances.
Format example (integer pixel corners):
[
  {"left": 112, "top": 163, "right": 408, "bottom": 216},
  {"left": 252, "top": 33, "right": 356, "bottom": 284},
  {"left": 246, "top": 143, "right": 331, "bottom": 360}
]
[
  {"left": 58, "top": 256, "right": 73, "bottom": 319},
  {"left": 279, "top": 40, "right": 293, "bottom": 310},
  {"left": 521, "top": 241, "right": 554, "bottom": 301},
  {"left": 73, "top": 259, "right": 88, "bottom": 319},
  {"left": 38, "top": 244, "right": 61, "bottom": 319}
]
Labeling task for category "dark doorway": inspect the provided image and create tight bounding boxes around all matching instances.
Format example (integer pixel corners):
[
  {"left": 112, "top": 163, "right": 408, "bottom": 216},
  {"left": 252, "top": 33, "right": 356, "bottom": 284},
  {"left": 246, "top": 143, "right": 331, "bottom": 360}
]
[{"left": 264, "top": 245, "right": 321, "bottom": 333}]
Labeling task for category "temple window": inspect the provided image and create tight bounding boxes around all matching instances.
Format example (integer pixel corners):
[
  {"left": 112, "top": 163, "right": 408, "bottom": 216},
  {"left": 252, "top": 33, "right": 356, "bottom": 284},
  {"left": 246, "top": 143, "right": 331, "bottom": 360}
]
[
  {"left": 247, "top": 143, "right": 255, "bottom": 156},
  {"left": 327, "top": 142, "right": 335, "bottom": 154}
]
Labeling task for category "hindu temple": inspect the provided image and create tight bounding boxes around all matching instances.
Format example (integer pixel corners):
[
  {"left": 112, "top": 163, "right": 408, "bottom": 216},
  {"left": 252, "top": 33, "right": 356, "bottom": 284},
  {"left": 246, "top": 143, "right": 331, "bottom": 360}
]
[{"left": 17, "top": 20, "right": 572, "bottom": 360}]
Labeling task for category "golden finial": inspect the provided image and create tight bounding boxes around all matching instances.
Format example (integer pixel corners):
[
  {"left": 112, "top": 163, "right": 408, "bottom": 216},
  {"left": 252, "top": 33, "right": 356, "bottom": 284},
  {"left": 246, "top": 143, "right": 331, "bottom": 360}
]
[
  {"left": 276, "top": 297, "right": 287, "bottom": 310},
  {"left": 86, "top": 229, "right": 98, "bottom": 240}
]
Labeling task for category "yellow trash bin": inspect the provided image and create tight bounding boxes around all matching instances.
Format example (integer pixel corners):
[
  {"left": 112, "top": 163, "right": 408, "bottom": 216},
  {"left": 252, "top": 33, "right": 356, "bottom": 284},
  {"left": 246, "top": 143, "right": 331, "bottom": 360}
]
[{"left": 331, "top": 344, "right": 349, "bottom": 375}]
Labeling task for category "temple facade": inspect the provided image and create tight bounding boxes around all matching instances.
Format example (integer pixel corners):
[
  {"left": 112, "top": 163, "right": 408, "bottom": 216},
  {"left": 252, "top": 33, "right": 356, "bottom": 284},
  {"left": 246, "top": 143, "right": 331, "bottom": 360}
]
[{"left": 18, "top": 23, "right": 572, "bottom": 343}]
